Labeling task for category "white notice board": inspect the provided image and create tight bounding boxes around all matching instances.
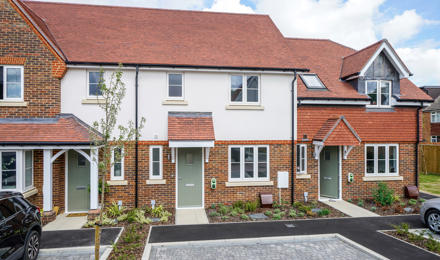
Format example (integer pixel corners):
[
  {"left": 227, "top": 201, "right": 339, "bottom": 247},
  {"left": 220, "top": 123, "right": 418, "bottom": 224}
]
[{"left": 277, "top": 171, "right": 289, "bottom": 188}]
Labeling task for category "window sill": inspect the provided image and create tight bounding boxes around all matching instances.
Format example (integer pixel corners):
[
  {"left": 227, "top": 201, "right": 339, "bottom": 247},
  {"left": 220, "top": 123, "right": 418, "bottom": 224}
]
[
  {"left": 0, "top": 101, "right": 28, "bottom": 107},
  {"left": 362, "top": 176, "right": 403, "bottom": 182},
  {"left": 225, "top": 181, "right": 273, "bottom": 187},
  {"left": 296, "top": 174, "right": 311, "bottom": 179},
  {"left": 146, "top": 179, "right": 166, "bottom": 185},
  {"left": 162, "top": 100, "right": 188, "bottom": 106},
  {"left": 225, "top": 105, "right": 264, "bottom": 110},
  {"left": 107, "top": 180, "right": 128, "bottom": 186},
  {"left": 82, "top": 98, "right": 105, "bottom": 104},
  {"left": 23, "top": 187, "right": 38, "bottom": 198}
]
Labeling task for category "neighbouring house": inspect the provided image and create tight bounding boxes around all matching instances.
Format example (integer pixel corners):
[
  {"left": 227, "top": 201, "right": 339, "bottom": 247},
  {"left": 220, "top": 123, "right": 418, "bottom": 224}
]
[
  {"left": 0, "top": 0, "right": 432, "bottom": 221},
  {"left": 421, "top": 86, "right": 440, "bottom": 143}
]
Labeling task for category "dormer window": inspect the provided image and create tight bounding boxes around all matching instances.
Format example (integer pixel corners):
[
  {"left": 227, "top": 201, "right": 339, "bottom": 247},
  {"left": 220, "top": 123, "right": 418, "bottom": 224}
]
[
  {"left": 300, "top": 74, "right": 326, "bottom": 89},
  {"left": 366, "top": 80, "right": 391, "bottom": 107}
]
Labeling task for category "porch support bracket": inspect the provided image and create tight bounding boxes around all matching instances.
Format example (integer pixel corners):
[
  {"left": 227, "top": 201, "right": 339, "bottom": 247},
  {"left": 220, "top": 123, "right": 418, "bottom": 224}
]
[
  {"left": 343, "top": 145, "right": 354, "bottom": 160},
  {"left": 313, "top": 141, "right": 324, "bottom": 160}
]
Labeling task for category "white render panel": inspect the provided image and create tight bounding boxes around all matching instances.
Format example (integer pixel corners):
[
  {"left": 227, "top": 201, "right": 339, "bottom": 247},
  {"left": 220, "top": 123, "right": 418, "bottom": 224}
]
[{"left": 61, "top": 68, "right": 295, "bottom": 141}]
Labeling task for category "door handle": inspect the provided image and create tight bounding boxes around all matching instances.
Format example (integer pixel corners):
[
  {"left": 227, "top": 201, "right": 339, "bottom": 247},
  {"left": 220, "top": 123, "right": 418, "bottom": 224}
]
[{"left": 76, "top": 186, "right": 86, "bottom": 190}]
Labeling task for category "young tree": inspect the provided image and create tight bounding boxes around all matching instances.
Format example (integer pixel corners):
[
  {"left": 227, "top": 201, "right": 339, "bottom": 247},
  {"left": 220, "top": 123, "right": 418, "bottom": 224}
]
[{"left": 89, "top": 65, "right": 145, "bottom": 259}]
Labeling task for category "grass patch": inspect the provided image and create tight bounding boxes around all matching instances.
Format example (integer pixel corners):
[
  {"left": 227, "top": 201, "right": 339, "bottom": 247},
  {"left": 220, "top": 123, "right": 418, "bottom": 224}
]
[{"left": 420, "top": 173, "right": 440, "bottom": 195}]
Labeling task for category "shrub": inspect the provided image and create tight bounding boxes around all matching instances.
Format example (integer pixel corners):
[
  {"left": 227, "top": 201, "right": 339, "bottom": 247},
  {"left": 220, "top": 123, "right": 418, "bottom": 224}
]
[
  {"left": 288, "top": 209, "right": 297, "bottom": 218},
  {"left": 236, "top": 208, "right": 245, "bottom": 214},
  {"left": 298, "top": 205, "right": 311, "bottom": 213},
  {"left": 123, "top": 225, "right": 141, "bottom": 243},
  {"left": 273, "top": 201, "right": 281, "bottom": 208},
  {"left": 264, "top": 210, "right": 273, "bottom": 216},
  {"left": 347, "top": 199, "right": 353, "bottom": 203},
  {"left": 233, "top": 201, "right": 245, "bottom": 210},
  {"left": 107, "top": 201, "right": 125, "bottom": 218},
  {"left": 218, "top": 205, "right": 230, "bottom": 216},
  {"left": 209, "top": 211, "right": 220, "bottom": 217},
  {"left": 357, "top": 199, "right": 364, "bottom": 207},
  {"left": 272, "top": 213, "right": 282, "bottom": 220},
  {"left": 373, "top": 183, "right": 395, "bottom": 206},
  {"left": 408, "top": 199, "right": 417, "bottom": 205},
  {"left": 318, "top": 208, "right": 330, "bottom": 216},
  {"left": 426, "top": 237, "right": 440, "bottom": 253},
  {"left": 298, "top": 212, "right": 305, "bottom": 217},
  {"left": 245, "top": 201, "right": 258, "bottom": 212},
  {"left": 393, "top": 222, "right": 409, "bottom": 236},
  {"left": 393, "top": 195, "right": 401, "bottom": 202},
  {"left": 230, "top": 210, "right": 239, "bottom": 217},
  {"left": 240, "top": 214, "right": 249, "bottom": 220},
  {"left": 273, "top": 208, "right": 281, "bottom": 214},
  {"left": 293, "top": 201, "right": 303, "bottom": 208},
  {"left": 152, "top": 205, "right": 165, "bottom": 218},
  {"left": 221, "top": 215, "right": 230, "bottom": 221},
  {"left": 280, "top": 212, "right": 286, "bottom": 217},
  {"left": 311, "top": 201, "right": 318, "bottom": 208},
  {"left": 370, "top": 206, "right": 377, "bottom": 212},
  {"left": 211, "top": 203, "right": 216, "bottom": 209},
  {"left": 419, "top": 198, "right": 426, "bottom": 203},
  {"left": 399, "top": 202, "right": 406, "bottom": 207}
]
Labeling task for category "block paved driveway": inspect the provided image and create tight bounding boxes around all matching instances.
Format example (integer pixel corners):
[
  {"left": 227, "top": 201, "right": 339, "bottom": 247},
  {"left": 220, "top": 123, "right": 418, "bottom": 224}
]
[{"left": 149, "top": 215, "right": 439, "bottom": 260}]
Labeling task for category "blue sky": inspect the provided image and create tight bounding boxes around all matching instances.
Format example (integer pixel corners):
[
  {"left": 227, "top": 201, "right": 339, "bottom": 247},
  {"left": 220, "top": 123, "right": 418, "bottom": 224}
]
[{"left": 34, "top": 0, "right": 440, "bottom": 86}]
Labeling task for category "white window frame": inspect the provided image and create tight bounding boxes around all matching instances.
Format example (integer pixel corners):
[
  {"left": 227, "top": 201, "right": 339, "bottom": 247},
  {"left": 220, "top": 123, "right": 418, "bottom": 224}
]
[
  {"left": 296, "top": 144, "right": 307, "bottom": 174},
  {"left": 431, "top": 112, "right": 440, "bottom": 123},
  {"left": 149, "top": 146, "right": 163, "bottom": 179},
  {"left": 23, "top": 150, "right": 33, "bottom": 191},
  {"left": 2, "top": 66, "right": 24, "bottom": 101},
  {"left": 87, "top": 70, "right": 103, "bottom": 98},
  {"left": 431, "top": 136, "right": 439, "bottom": 143},
  {"left": 228, "top": 145, "right": 269, "bottom": 182},
  {"left": 0, "top": 150, "right": 25, "bottom": 192},
  {"left": 110, "top": 146, "right": 124, "bottom": 181},
  {"left": 364, "top": 144, "right": 399, "bottom": 177},
  {"left": 365, "top": 80, "right": 392, "bottom": 108},
  {"left": 229, "top": 74, "right": 260, "bottom": 104},
  {"left": 167, "top": 73, "right": 184, "bottom": 100},
  {"left": 300, "top": 73, "right": 326, "bottom": 89}
]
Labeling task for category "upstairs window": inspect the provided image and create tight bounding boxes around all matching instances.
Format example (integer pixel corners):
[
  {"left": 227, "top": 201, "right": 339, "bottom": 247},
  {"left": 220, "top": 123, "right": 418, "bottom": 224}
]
[
  {"left": 168, "top": 73, "right": 184, "bottom": 99},
  {"left": 0, "top": 66, "right": 23, "bottom": 101},
  {"left": 432, "top": 136, "right": 440, "bottom": 143},
  {"left": 431, "top": 112, "right": 440, "bottom": 123},
  {"left": 88, "top": 71, "right": 103, "bottom": 97},
  {"left": 366, "top": 80, "right": 391, "bottom": 107},
  {"left": 230, "top": 75, "right": 259, "bottom": 103},
  {"left": 300, "top": 74, "right": 326, "bottom": 89}
]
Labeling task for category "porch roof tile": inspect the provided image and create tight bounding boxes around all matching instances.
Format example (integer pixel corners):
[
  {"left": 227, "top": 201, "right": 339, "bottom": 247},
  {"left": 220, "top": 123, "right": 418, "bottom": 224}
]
[
  {"left": 314, "top": 116, "right": 361, "bottom": 146},
  {"left": 168, "top": 112, "right": 215, "bottom": 141}
]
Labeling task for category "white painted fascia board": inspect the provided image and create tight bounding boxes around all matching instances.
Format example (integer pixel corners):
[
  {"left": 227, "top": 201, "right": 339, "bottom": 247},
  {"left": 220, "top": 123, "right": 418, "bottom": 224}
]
[
  {"left": 169, "top": 140, "right": 214, "bottom": 148},
  {"left": 394, "top": 101, "right": 429, "bottom": 107},
  {"left": 0, "top": 145, "right": 100, "bottom": 150},
  {"left": 359, "top": 42, "right": 410, "bottom": 79},
  {"left": 299, "top": 99, "right": 370, "bottom": 105}
]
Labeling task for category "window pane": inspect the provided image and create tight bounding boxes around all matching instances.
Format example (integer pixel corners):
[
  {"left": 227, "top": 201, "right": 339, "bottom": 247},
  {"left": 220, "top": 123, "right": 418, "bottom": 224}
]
[
  {"left": 169, "top": 85, "right": 182, "bottom": 97},
  {"left": 152, "top": 148, "right": 160, "bottom": 162},
  {"left": 378, "top": 146, "right": 385, "bottom": 159},
  {"left": 25, "top": 151, "right": 33, "bottom": 188},
  {"left": 89, "top": 72, "right": 100, "bottom": 84},
  {"left": 381, "top": 81, "right": 390, "bottom": 106},
  {"left": 246, "top": 76, "right": 258, "bottom": 102},
  {"left": 367, "top": 81, "right": 378, "bottom": 105},
  {"left": 258, "top": 147, "right": 267, "bottom": 162},
  {"left": 244, "top": 148, "right": 254, "bottom": 178},
  {"left": 89, "top": 83, "right": 101, "bottom": 96},
  {"left": 302, "top": 75, "right": 325, "bottom": 88},
  {"left": 114, "top": 163, "right": 121, "bottom": 177},
  {"left": 389, "top": 160, "right": 397, "bottom": 173},
  {"left": 168, "top": 74, "right": 182, "bottom": 86},
  {"left": 2, "top": 152, "right": 16, "bottom": 170},
  {"left": 114, "top": 148, "right": 121, "bottom": 163},
  {"left": 231, "top": 163, "right": 240, "bottom": 178},
  {"left": 296, "top": 145, "right": 300, "bottom": 170},
  {"left": 245, "top": 148, "right": 254, "bottom": 162},
  {"left": 231, "top": 75, "right": 243, "bottom": 102},
  {"left": 231, "top": 148, "right": 240, "bottom": 163},
  {"left": 301, "top": 159, "right": 305, "bottom": 172},
  {"left": 89, "top": 72, "right": 102, "bottom": 96},
  {"left": 247, "top": 89, "right": 258, "bottom": 102},
  {"left": 367, "top": 160, "right": 375, "bottom": 173},
  {"left": 378, "top": 160, "right": 386, "bottom": 173},
  {"left": 78, "top": 154, "right": 86, "bottom": 167},
  {"left": 245, "top": 163, "right": 254, "bottom": 178},
  {"left": 389, "top": 146, "right": 396, "bottom": 160},
  {"left": 366, "top": 146, "right": 374, "bottom": 160},
  {"left": 258, "top": 163, "right": 267, "bottom": 178},
  {"left": 6, "top": 82, "right": 21, "bottom": 98},
  {"left": 389, "top": 146, "right": 397, "bottom": 173},
  {"left": 152, "top": 162, "right": 160, "bottom": 176},
  {"left": 1, "top": 152, "right": 16, "bottom": 189}
]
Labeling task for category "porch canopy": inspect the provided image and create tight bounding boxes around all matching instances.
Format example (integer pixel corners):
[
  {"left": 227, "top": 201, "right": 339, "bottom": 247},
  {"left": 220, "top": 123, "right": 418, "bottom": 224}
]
[
  {"left": 312, "top": 116, "right": 361, "bottom": 159},
  {"left": 0, "top": 114, "right": 101, "bottom": 212},
  {"left": 168, "top": 112, "right": 215, "bottom": 162}
]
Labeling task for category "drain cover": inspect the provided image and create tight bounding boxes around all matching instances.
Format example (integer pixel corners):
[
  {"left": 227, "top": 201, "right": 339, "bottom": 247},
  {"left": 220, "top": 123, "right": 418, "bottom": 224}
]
[{"left": 285, "top": 224, "right": 295, "bottom": 228}]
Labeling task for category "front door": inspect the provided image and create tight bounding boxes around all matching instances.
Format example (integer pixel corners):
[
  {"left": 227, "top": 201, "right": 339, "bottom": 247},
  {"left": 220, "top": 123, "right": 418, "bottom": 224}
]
[
  {"left": 320, "top": 146, "right": 339, "bottom": 199},
  {"left": 68, "top": 150, "right": 90, "bottom": 212},
  {"left": 177, "top": 148, "right": 203, "bottom": 208}
]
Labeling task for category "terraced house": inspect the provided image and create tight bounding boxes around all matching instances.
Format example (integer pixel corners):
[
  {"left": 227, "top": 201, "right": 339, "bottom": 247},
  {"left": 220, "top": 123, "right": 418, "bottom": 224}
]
[{"left": 0, "top": 0, "right": 432, "bottom": 221}]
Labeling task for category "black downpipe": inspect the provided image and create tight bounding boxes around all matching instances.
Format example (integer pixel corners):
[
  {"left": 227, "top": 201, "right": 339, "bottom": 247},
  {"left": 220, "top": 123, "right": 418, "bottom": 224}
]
[
  {"left": 135, "top": 65, "right": 139, "bottom": 208},
  {"left": 291, "top": 71, "right": 297, "bottom": 204},
  {"left": 415, "top": 102, "right": 423, "bottom": 187}
]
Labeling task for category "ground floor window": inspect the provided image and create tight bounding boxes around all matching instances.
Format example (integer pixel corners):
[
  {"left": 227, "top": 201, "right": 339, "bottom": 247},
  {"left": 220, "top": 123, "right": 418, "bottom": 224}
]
[
  {"left": 431, "top": 136, "right": 440, "bottom": 143},
  {"left": 150, "top": 146, "right": 163, "bottom": 179},
  {"left": 0, "top": 150, "right": 33, "bottom": 192},
  {"left": 111, "top": 147, "right": 124, "bottom": 181},
  {"left": 365, "top": 144, "right": 398, "bottom": 176},
  {"left": 229, "top": 145, "right": 269, "bottom": 181},
  {"left": 296, "top": 144, "right": 307, "bottom": 174}
]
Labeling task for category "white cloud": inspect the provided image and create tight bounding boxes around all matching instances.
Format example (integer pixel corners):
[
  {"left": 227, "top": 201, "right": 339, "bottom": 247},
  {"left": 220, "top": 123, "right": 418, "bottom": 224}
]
[
  {"left": 397, "top": 47, "right": 440, "bottom": 86},
  {"left": 255, "top": 0, "right": 384, "bottom": 49},
  {"left": 380, "top": 10, "right": 425, "bottom": 45},
  {"left": 203, "top": 0, "right": 254, "bottom": 13}
]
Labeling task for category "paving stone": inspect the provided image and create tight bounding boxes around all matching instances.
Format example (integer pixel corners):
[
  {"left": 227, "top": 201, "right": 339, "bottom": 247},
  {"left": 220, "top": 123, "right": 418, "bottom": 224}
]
[
  {"left": 404, "top": 207, "right": 414, "bottom": 213},
  {"left": 249, "top": 213, "right": 268, "bottom": 220}
]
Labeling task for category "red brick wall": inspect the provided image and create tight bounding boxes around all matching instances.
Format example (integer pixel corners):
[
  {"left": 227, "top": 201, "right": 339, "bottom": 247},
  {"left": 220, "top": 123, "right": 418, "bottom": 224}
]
[
  {"left": 432, "top": 123, "right": 440, "bottom": 136},
  {"left": 0, "top": 0, "right": 61, "bottom": 118}
]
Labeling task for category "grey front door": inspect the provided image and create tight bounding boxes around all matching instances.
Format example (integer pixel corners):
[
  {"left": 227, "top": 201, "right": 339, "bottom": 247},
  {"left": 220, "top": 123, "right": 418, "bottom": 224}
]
[
  {"left": 68, "top": 150, "right": 90, "bottom": 212},
  {"left": 178, "top": 148, "right": 203, "bottom": 208},
  {"left": 320, "top": 146, "right": 339, "bottom": 199}
]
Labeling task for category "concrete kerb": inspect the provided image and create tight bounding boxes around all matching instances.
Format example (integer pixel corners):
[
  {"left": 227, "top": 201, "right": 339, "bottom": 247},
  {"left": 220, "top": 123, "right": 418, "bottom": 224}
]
[
  {"left": 100, "top": 227, "right": 124, "bottom": 260},
  {"left": 378, "top": 230, "right": 440, "bottom": 258},
  {"left": 141, "top": 225, "right": 154, "bottom": 260},
  {"left": 143, "top": 233, "right": 388, "bottom": 260}
]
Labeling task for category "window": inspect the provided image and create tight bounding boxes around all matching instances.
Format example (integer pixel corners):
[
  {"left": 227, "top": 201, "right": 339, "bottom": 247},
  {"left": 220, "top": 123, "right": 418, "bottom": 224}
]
[
  {"left": 432, "top": 136, "right": 440, "bottom": 143},
  {"left": 431, "top": 112, "right": 440, "bottom": 123},
  {"left": 0, "top": 151, "right": 34, "bottom": 193},
  {"left": 229, "top": 145, "right": 269, "bottom": 181},
  {"left": 88, "top": 71, "right": 103, "bottom": 97},
  {"left": 111, "top": 147, "right": 124, "bottom": 180},
  {"left": 0, "top": 66, "right": 24, "bottom": 101},
  {"left": 296, "top": 144, "right": 307, "bottom": 174},
  {"left": 149, "top": 146, "right": 162, "bottom": 179},
  {"left": 230, "top": 75, "right": 259, "bottom": 103},
  {"left": 167, "top": 73, "right": 183, "bottom": 99},
  {"left": 1, "top": 151, "right": 17, "bottom": 190},
  {"left": 77, "top": 154, "right": 87, "bottom": 167},
  {"left": 366, "top": 80, "right": 391, "bottom": 107},
  {"left": 300, "top": 74, "right": 326, "bottom": 89},
  {"left": 24, "top": 151, "right": 33, "bottom": 191},
  {"left": 365, "top": 144, "right": 399, "bottom": 176}
]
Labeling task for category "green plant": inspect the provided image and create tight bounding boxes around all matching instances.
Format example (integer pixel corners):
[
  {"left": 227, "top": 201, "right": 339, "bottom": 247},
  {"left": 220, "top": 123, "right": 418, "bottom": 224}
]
[
  {"left": 393, "top": 195, "right": 401, "bottom": 202},
  {"left": 264, "top": 210, "right": 273, "bottom": 216},
  {"left": 221, "top": 215, "right": 230, "bottom": 221},
  {"left": 240, "top": 214, "right": 249, "bottom": 220},
  {"left": 318, "top": 208, "right": 330, "bottom": 216},
  {"left": 282, "top": 199, "right": 290, "bottom": 205},
  {"left": 298, "top": 205, "right": 311, "bottom": 213},
  {"left": 293, "top": 201, "right": 303, "bottom": 208},
  {"left": 245, "top": 201, "right": 258, "bottom": 212},
  {"left": 107, "top": 201, "right": 125, "bottom": 218},
  {"left": 419, "top": 198, "right": 426, "bottom": 203},
  {"left": 298, "top": 212, "right": 305, "bottom": 217},
  {"left": 288, "top": 209, "right": 297, "bottom": 218},
  {"left": 311, "top": 201, "right": 318, "bottom": 208},
  {"left": 122, "top": 225, "right": 141, "bottom": 243},
  {"left": 370, "top": 206, "right": 377, "bottom": 212},
  {"left": 232, "top": 200, "right": 245, "bottom": 209},
  {"left": 357, "top": 199, "right": 364, "bottom": 207},
  {"left": 426, "top": 237, "right": 440, "bottom": 253},
  {"left": 408, "top": 199, "right": 417, "bottom": 205},
  {"left": 230, "top": 210, "right": 239, "bottom": 217},
  {"left": 280, "top": 211, "right": 286, "bottom": 217},
  {"left": 392, "top": 223, "right": 409, "bottom": 236},
  {"left": 218, "top": 205, "right": 229, "bottom": 216},
  {"left": 124, "top": 209, "right": 151, "bottom": 224},
  {"left": 373, "top": 183, "right": 395, "bottom": 206},
  {"left": 273, "top": 201, "right": 281, "bottom": 208},
  {"left": 399, "top": 202, "right": 406, "bottom": 207},
  {"left": 211, "top": 203, "right": 216, "bottom": 209},
  {"left": 273, "top": 208, "right": 281, "bottom": 214},
  {"left": 347, "top": 199, "right": 353, "bottom": 203},
  {"left": 236, "top": 207, "right": 245, "bottom": 214},
  {"left": 209, "top": 211, "right": 220, "bottom": 217},
  {"left": 272, "top": 213, "right": 282, "bottom": 220},
  {"left": 151, "top": 205, "right": 165, "bottom": 218}
]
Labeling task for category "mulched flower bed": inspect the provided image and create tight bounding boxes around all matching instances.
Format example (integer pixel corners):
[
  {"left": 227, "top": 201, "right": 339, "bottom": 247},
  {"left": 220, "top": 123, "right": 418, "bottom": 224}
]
[
  {"left": 348, "top": 198, "right": 424, "bottom": 216},
  {"left": 206, "top": 201, "right": 346, "bottom": 223}
]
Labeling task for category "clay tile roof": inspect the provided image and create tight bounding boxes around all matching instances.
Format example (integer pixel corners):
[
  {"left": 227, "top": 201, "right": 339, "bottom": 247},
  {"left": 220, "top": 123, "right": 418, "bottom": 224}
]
[
  {"left": 340, "top": 40, "right": 384, "bottom": 79},
  {"left": 168, "top": 112, "right": 215, "bottom": 141},
  {"left": 424, "top": 96, "right": 440, "bottom": 112},
  {"left": 314, "top": 116, "right": 361, "bottom": 146},
  {"left": 0, "top": 114, "right": 99, "bottom": 145},
  {"left": 23, "top": 1, "right": 302, "bottom": 70},
  {"left": 399, "top": 78, "right": 433, "bottom": 102}
]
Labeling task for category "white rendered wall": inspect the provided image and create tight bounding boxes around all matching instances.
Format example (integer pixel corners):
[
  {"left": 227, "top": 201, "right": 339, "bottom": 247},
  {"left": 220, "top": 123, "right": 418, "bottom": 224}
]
[{"left": 61, "top": 68, "right": 296, "bottom": 141}]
